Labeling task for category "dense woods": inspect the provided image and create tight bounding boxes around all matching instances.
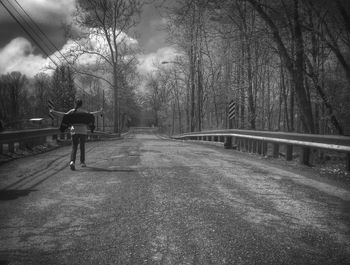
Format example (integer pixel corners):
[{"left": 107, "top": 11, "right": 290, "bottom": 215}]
[
  {"left": 1, "top": 0, "right": 350, "bottom": 136},
  {"left": 148, "top": 0, "right": 350, "bottom": 135}
]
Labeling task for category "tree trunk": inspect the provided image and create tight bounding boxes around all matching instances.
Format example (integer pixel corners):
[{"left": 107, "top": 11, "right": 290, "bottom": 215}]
[
  {"left": 113, "top": 66, "right": 119, "bottom": 133},
  {"left": 247, "top": 0, "right": 314, "bottom": 133},
  {"left": 293, "top": 0, "right": 314, "bottom": 133},
  {"left": 246, "top": 41, "right": 256, "bottom": 129}
]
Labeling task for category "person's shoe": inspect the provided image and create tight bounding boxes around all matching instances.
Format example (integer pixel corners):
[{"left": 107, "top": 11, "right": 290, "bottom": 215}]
[
  {"left": 69, "top": 161, "right": 75, "bottom": 170},
  {"left": 81, "top": 163, "right": 86, "bottom": 168}
]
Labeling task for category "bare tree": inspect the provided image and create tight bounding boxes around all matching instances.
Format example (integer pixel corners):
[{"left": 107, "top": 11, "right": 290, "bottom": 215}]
[{"left": 74, "top": 0, "right": 142, "bottom": 133}]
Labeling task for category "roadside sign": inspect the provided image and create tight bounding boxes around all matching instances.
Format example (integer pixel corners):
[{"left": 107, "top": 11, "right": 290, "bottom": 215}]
[
  {"left": 228, "top": 100, "right": 236, "bottom": 120},
  {"left": 48, "top": 99, "right": 54, "bottom": 119}
]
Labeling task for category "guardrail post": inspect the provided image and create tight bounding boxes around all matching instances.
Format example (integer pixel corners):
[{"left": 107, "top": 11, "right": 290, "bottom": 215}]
[
  {"left": 8, "top": 142, "right": 14, "bottom": 153},
  {"left": 19, "top": 141, "right": 26, "bottom": 150},
  {"left": 300, "top": 147, "right": 311, "bottom": 166},
  {"left": 224, "top": 136, "right": 232, "bottom": 149},
  {"left": 257, "top": 141, "right": 262, "bottom": 155},
  {"left": 232, "top": 137, "right": 237, "bottom": 149},
  {"left": 347, "top": 153, "right": 350, "bottom": 172},
  {"left": 249, "top": 140, "right": 253, "bottom": 153},
  {"left": 286, "top": 145, "right": 293, "bottom": 161},
  {"left": 244, "top": 139, "right": 249, "bottom": 152},
  {"left": 252, "top": 140, "right": 257, "bottom": 153},
  {"left": 262, "top": 142, "right": 268, "bottom": 156},
  {"left": 0, "top": 143, "right": 2, "bottom": 154},
  {"left": 273, "top": 143, "right": 279, "bottom": 158}
]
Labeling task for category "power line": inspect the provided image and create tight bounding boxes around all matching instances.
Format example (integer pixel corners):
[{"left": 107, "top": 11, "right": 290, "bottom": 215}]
[
  {"left": 13, "top": 0, "right": 74, "bottom": 67},
  {"left": 5, "top": 0, "right": 64, "bottom": 66},
  {"left": 0, "top": 0, "right": 59, "bottom": 67},
  {"left": 9, "top": 0, "right": 107, "bottom": 96},
  {"left": 1, "top": 0, "right": 93, "bottom": 96}
]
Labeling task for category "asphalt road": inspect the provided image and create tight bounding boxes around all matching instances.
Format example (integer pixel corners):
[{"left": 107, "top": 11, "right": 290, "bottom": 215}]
[{"left": 0, "top": 132, "right": 349, "bottom": 265}]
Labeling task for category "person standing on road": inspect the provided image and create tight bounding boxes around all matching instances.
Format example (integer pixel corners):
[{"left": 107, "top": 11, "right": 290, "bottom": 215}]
[{"left": 50, "top": 99, "right": 103, "bottom": 170}]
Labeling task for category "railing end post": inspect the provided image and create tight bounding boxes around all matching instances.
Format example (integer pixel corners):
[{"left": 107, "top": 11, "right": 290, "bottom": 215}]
[
  {"left": 273, "top": 143, "right": 279, "bottom": 158},
  {"left": 224, "top": 136, "right": 232, "bottom": 149},
  {"left": 300, "top": 147, "right": 311, "bottom": 166},
  {"left": 286, "top": 145, "right": 293, "bottom": 161}
]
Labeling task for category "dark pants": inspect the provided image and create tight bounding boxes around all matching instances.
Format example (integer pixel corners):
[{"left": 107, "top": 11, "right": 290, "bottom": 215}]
[{"left": 70, "top": 134, "right": 86, "bottom": 163}]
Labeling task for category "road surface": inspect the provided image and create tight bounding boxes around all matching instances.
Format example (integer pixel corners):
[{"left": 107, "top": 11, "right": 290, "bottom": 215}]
[{"left": 0, "top": 132, "right": 349, "bottom": 264}]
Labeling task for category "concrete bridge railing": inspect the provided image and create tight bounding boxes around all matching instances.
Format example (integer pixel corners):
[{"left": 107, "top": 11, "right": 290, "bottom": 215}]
[
  {"left": 0, "top": 128, "right": 117, "bottom": 154},
  {"left": 172, "top": 129, "right": 350, "bottom": 172}
]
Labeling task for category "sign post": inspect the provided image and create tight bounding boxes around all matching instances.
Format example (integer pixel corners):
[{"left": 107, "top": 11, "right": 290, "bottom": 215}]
[
  {"left": 228, "top": 100, "right": 236, "bottom": 129},
  {"left": 48, "top": 99, "right": 55, "bottom": 126},
  {"left": 224, "top": 100, "right": 236, "bottom": 149}
]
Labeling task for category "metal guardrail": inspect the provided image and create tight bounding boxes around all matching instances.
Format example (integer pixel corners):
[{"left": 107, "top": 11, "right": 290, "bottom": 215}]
[
  {"left": 172, "top": 129, "right": 350, "bottom": 171},
  {"left": 0, "top": 127, "right": 119, "bottom": 154}
]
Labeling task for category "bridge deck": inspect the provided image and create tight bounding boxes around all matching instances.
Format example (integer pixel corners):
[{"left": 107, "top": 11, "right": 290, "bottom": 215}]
[{"left": 0, "top": 132, "right": 349, "bottom": 264}]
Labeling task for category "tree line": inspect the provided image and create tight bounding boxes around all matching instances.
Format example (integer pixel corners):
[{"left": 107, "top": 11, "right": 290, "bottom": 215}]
[
  {"left": 146, "top": 0, "right": 350, "bottom": 135},
  {"left": 0, "top": 64, "right": 140, "bottom": 131}
]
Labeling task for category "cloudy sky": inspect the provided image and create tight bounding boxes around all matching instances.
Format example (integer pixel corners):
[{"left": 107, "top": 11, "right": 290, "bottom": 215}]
[{"left": 0, "top": 0, "right": 178, "bottom": 78}]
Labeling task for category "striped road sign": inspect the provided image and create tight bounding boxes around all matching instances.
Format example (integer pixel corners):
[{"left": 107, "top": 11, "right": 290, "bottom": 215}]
[
  {"left": 228, "top": 100, "right": 236, "bottom": 120},
  {"left": 48, "top": 99, "right": 54, "bottom": 119}
]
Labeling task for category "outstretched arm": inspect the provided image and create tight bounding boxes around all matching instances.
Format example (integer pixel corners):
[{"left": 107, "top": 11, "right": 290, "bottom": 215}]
[
  {"left": 90, "top": 108, "right": 103, "bottom": 116},
  {"left": 50, "top": 109, "right": 73, "bottom": 117}
]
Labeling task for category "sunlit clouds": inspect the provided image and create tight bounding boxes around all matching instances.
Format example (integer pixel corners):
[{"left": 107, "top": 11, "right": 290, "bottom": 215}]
[
  {"left": 0, "top": 28, "right": 140, "bottom": 77},
  {"left": 0, "top": 0, "right": 76, "bottom": 24},
  {"left": 0, "top": 0, "right": 175, "bottom": 78},
  {"left": 0, "top": 37, "right": 51, "bottom": 77},
  {"left": 137, "top": 46, "right": 179, "bottom": 76}
]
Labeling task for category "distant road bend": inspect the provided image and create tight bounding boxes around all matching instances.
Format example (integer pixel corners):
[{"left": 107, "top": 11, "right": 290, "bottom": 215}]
[{"left": 0, "top": 130, "right": 349, "bottom": 264}]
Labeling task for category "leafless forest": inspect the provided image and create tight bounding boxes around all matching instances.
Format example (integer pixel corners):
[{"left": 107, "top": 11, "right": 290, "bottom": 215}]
[{"left": 1, "top": 0, "right": 350, "bottom": 135}]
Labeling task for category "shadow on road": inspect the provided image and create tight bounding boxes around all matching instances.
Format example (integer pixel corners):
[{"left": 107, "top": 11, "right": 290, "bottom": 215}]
[
  {"left": 86, "top": 166, "right": 136, "bottom": 173},
  {"left": 0, "top": 189, "right": 37, "bottom": 201}
]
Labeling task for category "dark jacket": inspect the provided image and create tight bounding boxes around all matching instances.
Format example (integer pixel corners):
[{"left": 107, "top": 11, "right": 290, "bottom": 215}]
[{"left": 60, "top": 112, "right": 95, "bottom": 133}]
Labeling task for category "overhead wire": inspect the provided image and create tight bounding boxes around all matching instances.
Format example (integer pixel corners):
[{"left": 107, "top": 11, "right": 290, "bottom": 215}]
[
  {"left": 0, "top": 0, "right": 59, "bottom": 67},
  {"left": 1, "top": 0, "right": 93, "bottom": 98},
  {"left": 10, "top": 1, "right": 113, "bottom": 89},
  {"left": 12, "top": 0, "right": 72, "bottom": 66}
]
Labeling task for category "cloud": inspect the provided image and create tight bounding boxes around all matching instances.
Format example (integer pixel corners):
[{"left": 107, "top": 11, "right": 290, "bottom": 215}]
[
  {"left": 5, "top": 0, "right": 76, "bottom": 24},
  {"left": 0, "top": 37, "right": 52, "bottom": 77},
  {"left": 136, "top": 46, "right": 179, "bottom": 76},
  {"left": 0, "top": 29, "right": 176, "bottom": 80},
  {"left": 87, "top": 28, "right": 139, "bottom": 53},
  {"left": 0, "top": 24, "right": 141, "bottom": 76}
]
